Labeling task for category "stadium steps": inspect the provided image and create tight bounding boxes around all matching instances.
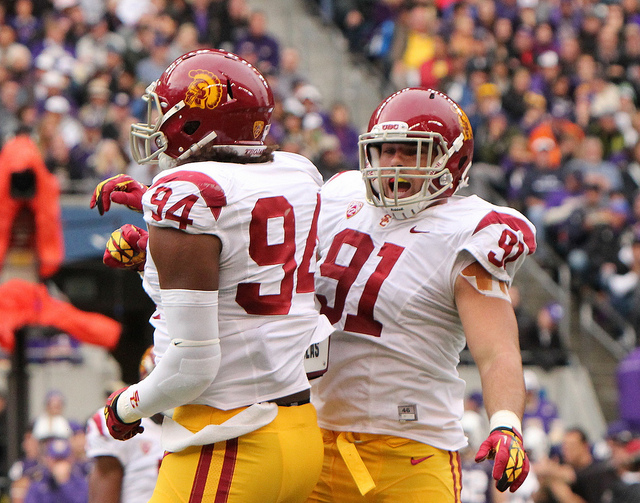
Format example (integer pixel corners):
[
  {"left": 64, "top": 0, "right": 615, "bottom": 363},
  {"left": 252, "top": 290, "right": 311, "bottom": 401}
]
[
  {"left": 245, "top": 0, "right": 387, "bottom": 130},
  {"left": 573, "top": 299, "right": 625, "bottom": 423}
]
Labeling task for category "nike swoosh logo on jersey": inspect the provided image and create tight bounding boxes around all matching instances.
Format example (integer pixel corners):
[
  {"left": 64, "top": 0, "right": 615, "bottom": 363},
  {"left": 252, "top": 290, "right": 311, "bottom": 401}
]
[
  {"left": 410, "top": 455, "right": 434, "bottom": 465},
  {"left": 409, "top": 226, "right": 430, "bottom": 234}
]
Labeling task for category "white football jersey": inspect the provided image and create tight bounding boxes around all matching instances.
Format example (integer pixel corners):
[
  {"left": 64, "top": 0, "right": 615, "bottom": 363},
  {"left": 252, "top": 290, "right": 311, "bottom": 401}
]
[
  {"left": 85, "top": 410, "right": 163, "bottom": 503},
  {"left": 141, "top": 151, "right": 333, "bottom": 410},
  {"left": 313, "top": 171, "right": 536, "bottom": 450}
]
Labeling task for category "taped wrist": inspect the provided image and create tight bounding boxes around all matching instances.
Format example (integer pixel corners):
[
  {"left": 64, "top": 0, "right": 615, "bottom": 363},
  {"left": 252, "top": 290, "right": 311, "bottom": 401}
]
[
  {"left": 117, "top": 289, "right": 221, "bottom": 422},
  {"left": 489, "top": 410, "right": 522, "bottom": 434}
]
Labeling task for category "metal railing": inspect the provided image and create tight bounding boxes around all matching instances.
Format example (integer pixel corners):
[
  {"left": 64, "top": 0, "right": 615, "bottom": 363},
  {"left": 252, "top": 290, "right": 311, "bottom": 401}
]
[{"left": 578, "top": 291, "right": 637, "bottom": 361}]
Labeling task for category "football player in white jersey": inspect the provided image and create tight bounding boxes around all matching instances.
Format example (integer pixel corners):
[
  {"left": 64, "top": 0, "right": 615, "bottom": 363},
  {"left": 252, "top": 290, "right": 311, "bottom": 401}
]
[
  {"left": 307, "top": 88, "right": 535, "bottom": 502},
  {"left": 91, "top": 49, "right": 332, "bottom": 503},
  {"left": 85, "top": 347, "right": 163, "bottom": 503}
]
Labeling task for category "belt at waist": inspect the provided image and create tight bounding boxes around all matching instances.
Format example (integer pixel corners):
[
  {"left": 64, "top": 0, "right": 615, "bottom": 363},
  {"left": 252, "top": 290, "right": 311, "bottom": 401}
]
[{"left": 270, "top": 389, "right": 310, "bottom": 407}]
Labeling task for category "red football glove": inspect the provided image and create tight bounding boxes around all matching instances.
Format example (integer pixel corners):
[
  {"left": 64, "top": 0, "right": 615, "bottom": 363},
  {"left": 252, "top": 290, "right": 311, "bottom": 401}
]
[
  {"left": 475, "top": 427, "right": 530, "bottom": 492},
  {"left": 104, "top": 387, "right": 144, "bottom": 441},
  {"left": 90, "top": 174, "right": 147, "bottom": 215},
  {"left": 103, "top": 224, "right": 148, "bottom": 272}
]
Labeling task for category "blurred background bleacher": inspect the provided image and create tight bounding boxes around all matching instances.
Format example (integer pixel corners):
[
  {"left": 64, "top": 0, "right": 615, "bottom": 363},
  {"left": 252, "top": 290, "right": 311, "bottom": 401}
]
[{"left": 1, "top": 0, "right": 640, "bottom": 500}]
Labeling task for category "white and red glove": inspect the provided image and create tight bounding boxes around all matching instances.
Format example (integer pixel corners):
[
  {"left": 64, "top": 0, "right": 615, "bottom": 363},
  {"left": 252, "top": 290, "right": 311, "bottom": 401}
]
[
  {"left": 103, "top": 224, "right": 148, "bottom": 272},
  {"left": 104, "top": 387, "right": 144, "bottom": 441},
  {"left": 475, "top": 426, "right": 530, "bottom": 492},
  {"left": 90, "top": 174, "right": 147, "bottom": 215}
]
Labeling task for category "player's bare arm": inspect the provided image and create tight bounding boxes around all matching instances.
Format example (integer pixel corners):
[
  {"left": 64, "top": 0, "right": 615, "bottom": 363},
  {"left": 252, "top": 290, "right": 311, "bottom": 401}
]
[
  {"left": 88, "top": 456, "right": 124, "bottom": 503},
  {"left": 105, "top": 225, "right": 223, "bottom": 433},
  {"left": 456, "top": 270, "right": 524, "bottom": 418},
  {"left": 148, "top": 226, "right": 221, "bottom": 291},
  {"left": 455, "top": 266, "right": 530, "bottom": 492}
]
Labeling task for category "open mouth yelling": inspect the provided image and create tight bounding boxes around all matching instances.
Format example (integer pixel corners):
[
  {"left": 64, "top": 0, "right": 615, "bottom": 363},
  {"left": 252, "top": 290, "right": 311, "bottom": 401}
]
[{"left": 388, "top": 177, "right": 413, "bottom": 198}]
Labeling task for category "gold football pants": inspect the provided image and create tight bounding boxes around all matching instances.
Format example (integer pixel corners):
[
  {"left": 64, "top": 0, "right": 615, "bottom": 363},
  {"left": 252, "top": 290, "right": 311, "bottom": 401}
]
[
  {"left": 151, "top": 403, "right": 323, "bottom": 503},
  {"left": 306, "top": 430, "right": 462, "bottom": 503}
]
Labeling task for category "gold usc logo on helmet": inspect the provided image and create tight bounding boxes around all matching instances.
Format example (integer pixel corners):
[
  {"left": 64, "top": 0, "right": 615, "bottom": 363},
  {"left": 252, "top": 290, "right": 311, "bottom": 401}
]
[
  {"left": 452, "top": 104, "right": 472, "bottom": 141},
  {"left": 185, "top": 69, "right": 222, "bottom": 110},
  {"left": 253, "top": 121, "right": 265, "bottom": 139}
]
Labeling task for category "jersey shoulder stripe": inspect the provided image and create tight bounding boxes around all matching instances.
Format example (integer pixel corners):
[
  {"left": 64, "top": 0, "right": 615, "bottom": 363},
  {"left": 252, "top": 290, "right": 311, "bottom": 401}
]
[
  {"left": 473, "top": 211, "right": 537, "bottom": 254},
  {"left": 149, "top": 169, "right": 227, "bottom": 219}
]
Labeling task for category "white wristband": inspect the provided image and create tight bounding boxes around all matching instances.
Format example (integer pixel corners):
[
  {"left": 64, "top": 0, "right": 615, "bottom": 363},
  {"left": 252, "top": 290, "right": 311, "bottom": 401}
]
[{"left": 489, "top": 410, "right": 522, "bottom": 433}]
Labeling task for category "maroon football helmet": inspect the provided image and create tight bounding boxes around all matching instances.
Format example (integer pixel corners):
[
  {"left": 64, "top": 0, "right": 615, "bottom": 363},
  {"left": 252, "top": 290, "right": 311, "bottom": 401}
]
[
  {"left": 131, "top": 49, "right": 274, "bottom": 164},
  {"left": 359, "top": 88, "right": 474, "bottom": 219}
]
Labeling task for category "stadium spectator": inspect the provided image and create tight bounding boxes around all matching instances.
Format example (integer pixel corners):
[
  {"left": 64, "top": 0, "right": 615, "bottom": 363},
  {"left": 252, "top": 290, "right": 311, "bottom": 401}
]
[
  {"left": 167, "top": 22, "right": 200, "bottom": 62},
  {"left": 331, "top": 0, "right": 379, "bottom": 54},
  {"left": 389, "top": 2, "right": 438, "bottom": 88},
  {"left": 604, "top": 438, "right": 640, "bottom": 503},
  {"left": 8, "top": 425, "right": 44, "bottom": 503},
  {"left": 502, "top": 66, "right": 532, "bottom": 124},
  {"left": 321, "top": 102, "right": 360, "bottom": 170},
  {"left": 523, "top": 303, "right": 568, "bottom": 370},
  {"left": 24, "top": 438, "right": 88, "bottom": 503},
  {"left": 535, "top": 427, "right": 618, "bottom": 503},
  {"left": 528, "top": 111, "right": 585, "bottom": 171},
  {"left": 600, "top": 235, "right": 640, "bottom": 320},
  {"left": 518, "top": 135, "right": 567, "bottom": 260},
  {"left": 522, "top": 370, "right": 563, "bottom": 443},
  {"left": 8, "top": 0, "right": 41, "bottom": 49},
  {"left": 134, "top": 34, "right": 172, "bottom": 86},
  {"left": 74, "top": 18, "right": 126, "bottom": 85},
  {"left": 233, "top": 10, "right": 280, "bottom": 74},
  {"left": 274, "top": 46, "right": 306, "bottom": 98},
  {"left": 313, "top": 134, "right": 353, "bottom": 180},
  {"left": 562, "top": 181, "right": 630, "bottom": 291},
  {"left": 67, "top": 421, "right": 90, "bottom": 478},
  {"left": 187, "top": 0, "right": 235, "bottom": 48},
  {"left": 32, "top": 390, "right": 72, "bottom": 443}
]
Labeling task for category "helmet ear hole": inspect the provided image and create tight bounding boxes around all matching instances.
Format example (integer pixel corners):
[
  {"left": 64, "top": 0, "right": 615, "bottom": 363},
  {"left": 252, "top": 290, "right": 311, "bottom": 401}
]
[
  {"left": 226, "top": 79, "right": 234, "bottom": 100},
  {"left": 183, "top": 121, "right": 201, "bottom": 135},
  {"left": 458, "top": 156, "right": 468, "bottom": 169}
]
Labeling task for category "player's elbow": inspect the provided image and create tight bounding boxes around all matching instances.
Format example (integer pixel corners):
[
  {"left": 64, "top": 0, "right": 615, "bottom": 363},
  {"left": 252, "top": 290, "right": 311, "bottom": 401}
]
[{"left": 156, "top": 339, "right": 222, "bottom": 404}]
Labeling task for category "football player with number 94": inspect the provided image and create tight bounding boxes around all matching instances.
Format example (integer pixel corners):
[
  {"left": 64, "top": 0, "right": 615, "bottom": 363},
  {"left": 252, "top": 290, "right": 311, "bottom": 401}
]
[
  {"left": 307, "top": 88, "right": 534, "bottom": 502},
  {"left": 91, "top": 48, "right": 332, "bottom": 503}
]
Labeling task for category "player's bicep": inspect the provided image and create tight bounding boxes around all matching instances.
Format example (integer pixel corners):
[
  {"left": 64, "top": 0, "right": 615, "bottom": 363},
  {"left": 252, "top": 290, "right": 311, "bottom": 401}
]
[
  {"left": 148, "top": 226, "right": 221, "bottom": 291},
  {"left": 455, "top": 270, "right": 519, "bottom": 363}
]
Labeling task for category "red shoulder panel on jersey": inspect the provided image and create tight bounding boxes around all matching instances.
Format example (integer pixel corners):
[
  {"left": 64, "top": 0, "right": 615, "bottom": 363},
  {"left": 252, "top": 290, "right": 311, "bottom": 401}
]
[
  {"left": 150, "top": 171, "right": 227, "bottom": 219},
  {"left": 472, "top": 211, "right": 537, "bottom": 253},
  {"left": 92, "top": 411, "right": 105, "bottom": 436},
  {"left": 326, "top": 170, "right": 352, "bottom": 183}
]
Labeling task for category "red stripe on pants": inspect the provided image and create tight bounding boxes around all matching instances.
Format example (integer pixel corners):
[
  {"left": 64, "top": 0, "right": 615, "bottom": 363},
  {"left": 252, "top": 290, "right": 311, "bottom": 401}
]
[
  {"left": 449, "top": 450, "right": 461, "bottom": 503},
  {"left": 189, "top": 444, "right": 214, "bottom": 503},
  {"left": 215, "top": 438, "right": 238, "bottom": 503}
]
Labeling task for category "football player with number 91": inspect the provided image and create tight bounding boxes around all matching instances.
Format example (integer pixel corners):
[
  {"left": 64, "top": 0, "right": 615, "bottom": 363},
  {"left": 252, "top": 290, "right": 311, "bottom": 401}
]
[
  {"left": 92, "top": 48, "right": 332, "bottom": 503},
  {"left": 307, "top": 88, "right": 534, "bottom": 502}
]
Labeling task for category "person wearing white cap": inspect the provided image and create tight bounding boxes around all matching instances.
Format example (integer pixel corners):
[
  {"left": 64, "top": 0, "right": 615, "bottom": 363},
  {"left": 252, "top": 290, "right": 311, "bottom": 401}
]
[{"left": 42, "top": 95, "right": 84, "bottom": 149}]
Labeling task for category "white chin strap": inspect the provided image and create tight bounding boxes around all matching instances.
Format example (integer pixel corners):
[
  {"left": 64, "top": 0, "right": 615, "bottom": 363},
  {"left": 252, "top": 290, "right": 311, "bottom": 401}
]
[{"left": 176, "top": 131, "right": 219, "bottom": 161}]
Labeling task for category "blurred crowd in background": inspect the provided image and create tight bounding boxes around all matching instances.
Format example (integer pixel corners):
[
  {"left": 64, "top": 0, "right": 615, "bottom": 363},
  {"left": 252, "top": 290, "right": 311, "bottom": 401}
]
[
  {"left": 1, "top": 0, "right": 640, "bottom": 501},
  {"left": 1, "top": 0, "right": 640, "bottom": 337},
  {"left": 314, "top": 0, "right": 640, "bottom": 341}
]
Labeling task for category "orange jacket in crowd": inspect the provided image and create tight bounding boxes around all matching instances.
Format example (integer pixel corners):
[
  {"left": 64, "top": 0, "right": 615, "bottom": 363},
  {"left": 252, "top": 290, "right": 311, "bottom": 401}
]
[
  {"left": 0, "top": 134, "right": 65, "bottom": 279},
  {"left": 0, "top": 279, "right": 121, "bottom": 352}
]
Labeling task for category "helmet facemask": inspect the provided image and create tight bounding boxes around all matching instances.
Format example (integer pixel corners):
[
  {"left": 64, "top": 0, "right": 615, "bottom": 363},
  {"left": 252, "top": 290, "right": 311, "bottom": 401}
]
[
  {"left": 359, "top": 121, "right": 467, "bottom": 219},
  {"left": 130, "top": 82, "right": 172, "bottom": 165}
]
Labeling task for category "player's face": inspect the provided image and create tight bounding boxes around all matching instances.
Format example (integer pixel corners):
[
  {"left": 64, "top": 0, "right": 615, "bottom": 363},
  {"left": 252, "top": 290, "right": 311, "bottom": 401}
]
[{"left": 378, "top": 142, "right": 429, "bottom": 199}]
